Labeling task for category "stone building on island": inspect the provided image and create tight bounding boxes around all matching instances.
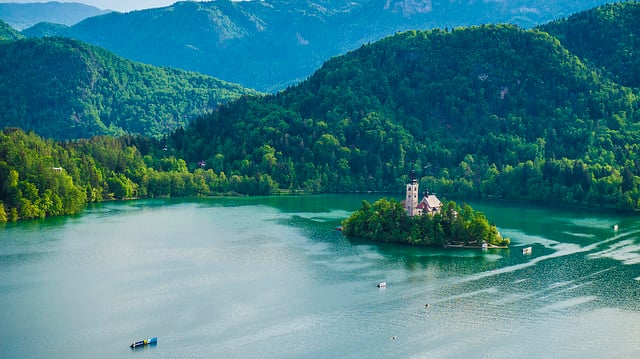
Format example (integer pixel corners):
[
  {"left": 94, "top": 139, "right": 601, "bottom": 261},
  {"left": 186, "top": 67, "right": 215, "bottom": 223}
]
[{"left": 405, "top": 169, "right": 442, "bottom": 217}]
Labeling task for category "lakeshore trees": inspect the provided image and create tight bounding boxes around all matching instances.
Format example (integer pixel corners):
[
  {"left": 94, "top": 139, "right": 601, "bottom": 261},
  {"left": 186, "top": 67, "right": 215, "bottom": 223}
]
[{"left": 0, "top": 128, "right": 278, "bottom": 222}]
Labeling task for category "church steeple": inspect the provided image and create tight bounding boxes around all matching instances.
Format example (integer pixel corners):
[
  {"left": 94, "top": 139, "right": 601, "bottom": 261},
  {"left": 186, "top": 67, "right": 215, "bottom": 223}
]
[{"left": 405, "top": 169, "right": 419, "bottom": 216}]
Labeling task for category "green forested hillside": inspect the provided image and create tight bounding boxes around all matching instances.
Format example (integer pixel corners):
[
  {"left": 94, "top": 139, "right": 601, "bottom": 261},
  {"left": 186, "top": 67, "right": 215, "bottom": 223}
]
[
  {"left": 21, "top": 21, "right": 75, "bottom": 38},
  {"left": 0, "top": 37, "right": 259, "bottom": 140},
  {"left": 168, "top": 24, "right": 640, "bottom": 210},
  {"left": 540, "top": 1, "right": 640, "bottom": 88},
  {"left": 0, "top": 19, "right": 23, "bottom": 43},
  {"left": 5, "top": 5, "right": 640, "bottom": 222}
]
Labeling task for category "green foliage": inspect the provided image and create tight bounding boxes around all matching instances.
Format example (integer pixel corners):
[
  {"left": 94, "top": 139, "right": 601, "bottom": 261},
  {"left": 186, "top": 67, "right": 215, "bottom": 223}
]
[
  {"left": 0, "top": 37, "right": 260, "bottom": 140},
  {"left": 342, "top": 198, "right": 509, "bottom": 248},
  {"left": 167, "top": 23, "right": 640, "bottom": 211},
  {"left": 0, "top": 19, "right": 24, "bottom": 43},
  {"left": 0, "top": 128, "right": 278, "bottom": 221},
  {"left": 540, "top": 1, "right": 640, "bottom": 88}
]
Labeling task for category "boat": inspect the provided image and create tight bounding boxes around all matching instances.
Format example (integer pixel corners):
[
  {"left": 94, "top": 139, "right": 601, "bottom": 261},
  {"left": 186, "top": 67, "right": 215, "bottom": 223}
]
[
  {"left": 613, "top": 224, "right": 619, "bottom": 231},
  {"left": 481, "top": 242, "right": 488, "bottom": 250},
  {"left": 377, "top": 282, "right": 387, "bottom": 288},
  {"left": 130, "top": 337, "right": 157, "bottom": 348},
  {"left": 522, "top": 246, "right": 532, "bottom": 254}
]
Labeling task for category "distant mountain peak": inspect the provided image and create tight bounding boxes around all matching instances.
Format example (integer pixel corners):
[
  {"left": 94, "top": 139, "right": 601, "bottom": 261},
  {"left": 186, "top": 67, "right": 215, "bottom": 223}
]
[{"left": 0, "top": 2, "right": 110, "bottom": 30}]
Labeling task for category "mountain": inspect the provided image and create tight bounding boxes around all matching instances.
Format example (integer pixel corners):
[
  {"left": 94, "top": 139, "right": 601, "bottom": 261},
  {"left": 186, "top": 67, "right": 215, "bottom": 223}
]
[
  {"left": 21, "top": 21, "right": 75, "bottom": 38},
  {"left": 0, "top": 1, "right": 109, "bottom": 30},
  {"left": 4, "top": 3, "right": 640, "bottom": 221},
  {"left": 539, "top": 1, "right": 640, "bottom": 88},
  {"left": 162, "top": 23, "right": 640, "bottom": 210},
  {"left": 0, "top": 37, "right": 259, "bottom": 140},
  {"left": 21, "top": 0, "right": 614, "bottom": 92},
  {"left": 0, "top": 19, "right": 23, "bottom": 42}
]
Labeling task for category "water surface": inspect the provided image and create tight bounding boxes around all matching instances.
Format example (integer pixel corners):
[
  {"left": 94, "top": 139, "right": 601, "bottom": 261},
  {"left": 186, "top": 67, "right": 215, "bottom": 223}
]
[{"left": 1, "top": 195, "right": 639, "bottom": 358}]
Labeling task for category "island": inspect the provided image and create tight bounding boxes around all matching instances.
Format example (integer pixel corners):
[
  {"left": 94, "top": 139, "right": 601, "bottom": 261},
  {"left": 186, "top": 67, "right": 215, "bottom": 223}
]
[{"left": 341, "top": 171, "right": 510, "bottom": 248}]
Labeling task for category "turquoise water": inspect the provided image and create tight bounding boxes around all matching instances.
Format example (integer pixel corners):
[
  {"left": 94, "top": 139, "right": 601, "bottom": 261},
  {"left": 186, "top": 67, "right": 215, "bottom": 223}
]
[{"left": 1, "top": 195, "right": 639, "bottom": 358}]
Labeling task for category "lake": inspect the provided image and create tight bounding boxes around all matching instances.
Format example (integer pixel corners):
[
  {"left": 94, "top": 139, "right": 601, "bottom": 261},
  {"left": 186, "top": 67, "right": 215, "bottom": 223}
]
[{"left": 1, "top": 195, "right": 639, "bottom": 358}]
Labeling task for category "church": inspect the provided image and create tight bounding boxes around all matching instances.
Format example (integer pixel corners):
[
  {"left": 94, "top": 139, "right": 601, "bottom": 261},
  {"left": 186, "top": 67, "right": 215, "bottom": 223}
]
[{"left": 405, "top": 170, "right": 442, "bottom": 217}]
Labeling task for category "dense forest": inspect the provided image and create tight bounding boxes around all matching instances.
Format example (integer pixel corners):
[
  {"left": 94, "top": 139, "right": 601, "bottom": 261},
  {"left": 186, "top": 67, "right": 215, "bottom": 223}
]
[
  {"left": 342, "top": 198, "right": 510, "bottom": 248},
  {"left": 3, "top": 2, "right": 640, "bottom": 222},
  {"left": 0, "top": 128, "right": 279, "bottom": 222},
  {"left": 167, "top": 21, "right": 640, "bottom": 211},
  {"left": 540, "top": 1, "right": 640, "bottom": 88},
  {"left": 0, "top": 37, "right": 259, "bottom": 140}
]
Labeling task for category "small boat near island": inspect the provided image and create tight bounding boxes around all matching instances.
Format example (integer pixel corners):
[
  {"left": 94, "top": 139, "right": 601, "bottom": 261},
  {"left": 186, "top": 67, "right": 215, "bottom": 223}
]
[{"left": 130, "top": 337, "right": 157, "bottom": 348}]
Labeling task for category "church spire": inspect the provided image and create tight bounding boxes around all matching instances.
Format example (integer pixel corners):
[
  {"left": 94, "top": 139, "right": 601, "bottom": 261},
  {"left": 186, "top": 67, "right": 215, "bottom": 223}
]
[{"left": 408, "top": 169, "right": 417, "bottom": 184}]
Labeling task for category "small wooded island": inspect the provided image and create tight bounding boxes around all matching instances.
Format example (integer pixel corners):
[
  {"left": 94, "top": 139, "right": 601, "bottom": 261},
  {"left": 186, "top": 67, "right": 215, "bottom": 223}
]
[{"left": 342, "top": 171, "right": 510, "bottom": 248}]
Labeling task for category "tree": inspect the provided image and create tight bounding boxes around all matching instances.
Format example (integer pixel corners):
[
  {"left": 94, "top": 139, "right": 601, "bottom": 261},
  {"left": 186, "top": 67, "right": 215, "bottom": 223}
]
[{"left": 0, "top": 202, "right": 7, "bottom": 223}]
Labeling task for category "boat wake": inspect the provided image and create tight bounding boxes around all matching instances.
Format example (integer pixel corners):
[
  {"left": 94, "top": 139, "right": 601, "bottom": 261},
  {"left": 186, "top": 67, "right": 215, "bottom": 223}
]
[{"left": 457, "top": 228, "right": 639, "bottom": 285}]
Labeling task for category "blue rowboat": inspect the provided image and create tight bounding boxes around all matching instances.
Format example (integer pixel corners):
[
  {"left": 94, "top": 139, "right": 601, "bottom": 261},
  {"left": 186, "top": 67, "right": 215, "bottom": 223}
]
[{"left": 130, "top": 337, "right": 157, "bottom": 348}]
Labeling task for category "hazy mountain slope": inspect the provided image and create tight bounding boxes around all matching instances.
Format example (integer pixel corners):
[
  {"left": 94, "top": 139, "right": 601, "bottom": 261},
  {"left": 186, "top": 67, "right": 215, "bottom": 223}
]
[
  {"left": 350, "top": 0, "right": 617, "bottom": 43},
  {"left": 0, "top": 1, "right": 109, "bottom": 30},
  {"left": 540, "top": 1, "right": 640, "bottom": 88},
  {"left": 22, "top": 0, "right": 613, "bottom": 91},
  {"left": 21, "top": 21, "right": 75, "bottom": 38},
  {"left": 0, "top": 37, "right": 259, "bottom": 140}
]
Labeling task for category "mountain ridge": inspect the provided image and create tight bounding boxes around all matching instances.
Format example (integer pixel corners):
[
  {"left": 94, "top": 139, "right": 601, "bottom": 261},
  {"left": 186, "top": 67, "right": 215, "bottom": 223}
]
[
  {"left": 22, "top": 0, "right": 614, "bottom": 91},
  {"left": 0, "top": 1, "right": 109, "bottom": 30}
]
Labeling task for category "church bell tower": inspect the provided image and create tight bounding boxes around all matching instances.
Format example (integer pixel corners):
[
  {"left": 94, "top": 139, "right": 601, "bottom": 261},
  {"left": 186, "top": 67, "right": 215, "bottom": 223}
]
[{"left": 406, "top": 169, "right": 419, "bottom": 216}]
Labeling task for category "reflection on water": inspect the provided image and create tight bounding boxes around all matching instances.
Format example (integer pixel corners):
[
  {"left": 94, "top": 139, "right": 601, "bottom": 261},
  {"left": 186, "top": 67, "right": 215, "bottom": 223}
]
[{"left": 1, "top": 195, "right": 639, "bottom": 358}]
